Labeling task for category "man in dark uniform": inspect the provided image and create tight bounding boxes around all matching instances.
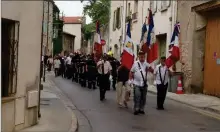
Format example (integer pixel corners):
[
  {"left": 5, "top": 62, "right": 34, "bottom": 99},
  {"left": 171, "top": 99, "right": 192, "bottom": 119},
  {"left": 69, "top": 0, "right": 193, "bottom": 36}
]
[
  {"left": 60, "top": 55, "right": 65, "bottom": 78},
  {"left": 80, "top": 56, "right": 87, "bottom": 87},
  {"left": 109, "top": 56, "right": 120, "bottom": 90},
  {"left": 86, "top": 55, "right": 97, "bottom": 89}
]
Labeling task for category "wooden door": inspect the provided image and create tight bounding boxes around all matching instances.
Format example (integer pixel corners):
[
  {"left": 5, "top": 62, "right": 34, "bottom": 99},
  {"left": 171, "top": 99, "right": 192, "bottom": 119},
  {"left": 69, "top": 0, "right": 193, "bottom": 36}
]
[{"left": 204, "top": 11, "right": 220, "bottom": 97}]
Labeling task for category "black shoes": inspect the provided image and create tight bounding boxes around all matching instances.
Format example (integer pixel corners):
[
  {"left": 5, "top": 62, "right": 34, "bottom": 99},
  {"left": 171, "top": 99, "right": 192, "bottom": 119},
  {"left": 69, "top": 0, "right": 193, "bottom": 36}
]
[
  {"left": 133, "top": 111, "right": 139, "bottom": 115},
  {"left": 157, "top": 107, "right": 165, "bottom": 110},
  {"left": 133, "top": 110, "right": 145, "bottom": 115}
]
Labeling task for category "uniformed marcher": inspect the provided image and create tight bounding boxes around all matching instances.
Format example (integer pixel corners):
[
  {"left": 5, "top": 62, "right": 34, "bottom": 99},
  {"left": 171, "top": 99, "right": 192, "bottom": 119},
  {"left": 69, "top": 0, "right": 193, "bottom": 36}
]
[
  {"left": 80, "top": 56, "right": 87, "bottom": 87},
  {"left": 97, "top": 55, "right": 112, "bottom": 101},
  {"left": 86, "top": 55, "right": 97, "bottom": 89},
  {"left": 154, "top": 56, "right": 173, "bottom": 110},
  {"left": 109, "top": 56, "right": 120, "bottom": 90}
]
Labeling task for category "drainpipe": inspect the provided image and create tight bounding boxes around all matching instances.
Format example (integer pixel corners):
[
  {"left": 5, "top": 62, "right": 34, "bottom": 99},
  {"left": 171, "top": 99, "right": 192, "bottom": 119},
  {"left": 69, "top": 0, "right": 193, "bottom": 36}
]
[
  {"left": 43, "top": 0, "right": 49, "bottom": 82},
  {"left": 39, "top": 0, "right": 45, "bottom": 118},
  {"left": 123, "top": 0, "right": 128, "bottom": 54},
  {"left": 120, "top": 1, "right": 124, "bottom": 56}
]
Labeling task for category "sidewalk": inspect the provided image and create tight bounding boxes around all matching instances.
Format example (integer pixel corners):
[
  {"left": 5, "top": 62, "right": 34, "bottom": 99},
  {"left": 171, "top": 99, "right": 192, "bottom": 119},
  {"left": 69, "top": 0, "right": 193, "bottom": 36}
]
[
  {"left": 19, "top": 72, "right": 78, "bottom": 132},
  {"left": 148, "top": 85, "right": 220, "bottom": 115}
]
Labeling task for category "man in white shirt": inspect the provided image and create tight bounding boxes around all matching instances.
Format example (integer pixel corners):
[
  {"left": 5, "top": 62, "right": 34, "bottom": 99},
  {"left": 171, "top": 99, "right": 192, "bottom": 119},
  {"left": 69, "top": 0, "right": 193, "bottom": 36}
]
[
  {"left": 129, "top": 51, "right": 153, "bottom": 115},
  {"left": 97, "top": 55, "right": 112, "bottom": 101},
  {"left": 154, "top": 56, "right": 172, "bottom": 110},
  {"left": 65, "top": 54, "right": 72, "bottom": 79}
]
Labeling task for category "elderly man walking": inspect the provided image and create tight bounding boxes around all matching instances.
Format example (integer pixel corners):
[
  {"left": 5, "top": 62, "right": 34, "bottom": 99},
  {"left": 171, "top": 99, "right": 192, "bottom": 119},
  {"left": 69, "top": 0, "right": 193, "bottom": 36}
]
[{"left": 129, "top": 51, "right": 153, "bottom": 115}]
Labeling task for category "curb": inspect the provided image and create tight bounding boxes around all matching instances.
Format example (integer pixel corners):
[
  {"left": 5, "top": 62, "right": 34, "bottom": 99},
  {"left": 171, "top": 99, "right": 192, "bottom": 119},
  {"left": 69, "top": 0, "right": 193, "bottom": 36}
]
[
  {"left": 148, "top": 89, "right": 220, "bottom": 116},
  {"left": 67, "top": 106, "right": 79, "bottom": 132}
]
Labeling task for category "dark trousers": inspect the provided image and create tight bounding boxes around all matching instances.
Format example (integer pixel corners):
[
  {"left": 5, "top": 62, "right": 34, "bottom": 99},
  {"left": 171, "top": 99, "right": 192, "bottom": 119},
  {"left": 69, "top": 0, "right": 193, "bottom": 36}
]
[
  {"left": 66, "top": 65, "right": 71, "bottom": 79},
  {"left": 88, "top": 72, "right": 96, "bottom": 89},
  {"left": 112, "top": 76, "right": 117, "bottom": 90},
  {"left": 99, "top": 74, "right": 109, "bottom": 100},
  {"left": 54, "top": 68, "right": 59, "bottom": 77},
  {"left": 80, "top": 73, "right": 86, "bottom": 87},
  {"left": 157, "top": 83, "right": 168, "bottom": 109}
]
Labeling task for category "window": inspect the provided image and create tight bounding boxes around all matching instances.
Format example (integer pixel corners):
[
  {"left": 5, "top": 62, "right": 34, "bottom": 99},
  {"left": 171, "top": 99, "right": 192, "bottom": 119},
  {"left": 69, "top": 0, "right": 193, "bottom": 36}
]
[
  {"left": 161, "top": 1, "right": 171, "bottom": 11},
  {"left": 134, "top": 0, "right": 138, "bottom": 13},
  {"left": 116, "top": 7, "right": 121, "bottom": 29},
  {"left": 113, "top": 10, "right": 116, "bottom": 31},
  {"left": 150, "top": 1, "right": 157, "bottom": 14},
  {"left": 2, "top": 18, "right": 19, "bottom": 97},
  {"left": 128, "top": 3, "right": 131, "bottom": 16}
]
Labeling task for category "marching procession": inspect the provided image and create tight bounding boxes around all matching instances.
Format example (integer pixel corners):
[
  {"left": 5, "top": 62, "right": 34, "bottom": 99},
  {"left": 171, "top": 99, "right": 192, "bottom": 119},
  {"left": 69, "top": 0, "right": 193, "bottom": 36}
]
[{"left": 43, "top": 49, "right": 172, "bottom": 116}]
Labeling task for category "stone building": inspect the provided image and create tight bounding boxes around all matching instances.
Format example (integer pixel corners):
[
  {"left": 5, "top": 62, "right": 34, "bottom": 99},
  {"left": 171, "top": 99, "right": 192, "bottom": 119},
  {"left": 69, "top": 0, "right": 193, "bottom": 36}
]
[
  {"left": 42, "top": 0, "right": 54, "bottom": 56},
  {"left": 2, "top": 1, "right": 43, "bottom": 131},
  {"left": 177, "top": 0, "right": 220, "bottom": 96}
]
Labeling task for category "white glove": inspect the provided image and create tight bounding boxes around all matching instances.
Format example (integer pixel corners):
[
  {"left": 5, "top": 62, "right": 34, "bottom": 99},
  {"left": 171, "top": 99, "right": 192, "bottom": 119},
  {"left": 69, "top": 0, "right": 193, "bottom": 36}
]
[
  {"left": 153, "top": 80, "right": 157, "bottom": 85},
  {"left": 109, "top": 75, "right": 113, "bottom": 81},
  {"left": 127, "top": 79, "right": 133, "bottom": 85}
]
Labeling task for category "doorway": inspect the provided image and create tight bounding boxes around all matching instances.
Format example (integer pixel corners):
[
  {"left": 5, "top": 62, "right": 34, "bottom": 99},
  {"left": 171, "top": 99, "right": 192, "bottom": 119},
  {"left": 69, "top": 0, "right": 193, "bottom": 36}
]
[
  {"left": 156, "top": 34, "right": 167, "bottom": 58},
  {"left": 203, "top": 8, "right": 220, "bottom": 97}
]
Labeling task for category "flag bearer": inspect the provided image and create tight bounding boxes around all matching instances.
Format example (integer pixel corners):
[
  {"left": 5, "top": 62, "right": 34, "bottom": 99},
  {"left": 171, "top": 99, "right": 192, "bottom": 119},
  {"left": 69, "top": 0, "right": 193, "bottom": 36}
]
[
  {"left": 129, "top": 51, "right": 154, "bottom": 115},
  {"left": 97, "top": 55, "right": 112, "bottom": 101},
  {"left": 154, "top": 56, "right": 172, "bottom": 110}
]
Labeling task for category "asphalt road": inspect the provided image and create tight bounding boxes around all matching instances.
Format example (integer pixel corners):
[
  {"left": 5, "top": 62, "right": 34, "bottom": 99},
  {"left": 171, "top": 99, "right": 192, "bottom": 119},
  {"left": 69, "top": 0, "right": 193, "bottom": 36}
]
[{"left": 52, "top": 76, "right": 220, "bottom": 132}]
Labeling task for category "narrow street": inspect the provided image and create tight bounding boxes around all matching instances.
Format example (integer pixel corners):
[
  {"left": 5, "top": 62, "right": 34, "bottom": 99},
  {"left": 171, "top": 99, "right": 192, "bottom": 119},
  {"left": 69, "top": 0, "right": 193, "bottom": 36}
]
[{"left": 48, "top": 74, "right": 220, "bottom": 132}]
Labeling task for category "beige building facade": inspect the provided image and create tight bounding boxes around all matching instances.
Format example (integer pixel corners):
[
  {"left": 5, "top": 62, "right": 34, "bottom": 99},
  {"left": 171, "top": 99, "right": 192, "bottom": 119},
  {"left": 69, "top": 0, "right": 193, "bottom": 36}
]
[
  {"left": 2, "top": 1, "right": 43, "bottom": 131},
  {"left": 42, "top": 0, "right": 54, "bottom": 56},
  {"left": 109, "top": 1, "right": 177, "bottom": 61},
  {"left": 63, "top": 16, "right": 85, "bottom": 52},
  {"left": 62, "top": 32, "right": 75, "bottom": 55}
]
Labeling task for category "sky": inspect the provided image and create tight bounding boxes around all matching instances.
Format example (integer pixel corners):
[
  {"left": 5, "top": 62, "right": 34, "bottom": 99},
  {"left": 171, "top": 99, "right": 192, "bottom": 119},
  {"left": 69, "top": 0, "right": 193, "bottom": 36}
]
[{"left": 55, "top": 1, "right": 92, "bottom": 24}]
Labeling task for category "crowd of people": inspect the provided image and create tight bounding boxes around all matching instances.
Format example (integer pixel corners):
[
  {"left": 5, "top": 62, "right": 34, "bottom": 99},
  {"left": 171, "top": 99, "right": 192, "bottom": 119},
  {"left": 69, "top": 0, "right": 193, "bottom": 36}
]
[{"left": 43, "top": 50, "right": 172, "bottom": 115}]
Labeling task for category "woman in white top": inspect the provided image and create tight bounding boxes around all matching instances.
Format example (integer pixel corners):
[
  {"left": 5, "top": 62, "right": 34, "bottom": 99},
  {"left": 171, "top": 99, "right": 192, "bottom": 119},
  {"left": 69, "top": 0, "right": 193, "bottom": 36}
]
[{"left": 54, "top": 57, "right": 61, "bottom": 77}]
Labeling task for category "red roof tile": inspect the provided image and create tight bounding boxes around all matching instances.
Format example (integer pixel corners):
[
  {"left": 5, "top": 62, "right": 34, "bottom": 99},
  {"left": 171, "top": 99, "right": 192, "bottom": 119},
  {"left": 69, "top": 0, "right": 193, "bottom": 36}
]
[{"left": 63, "top": 16, "right": 83, "bottom": 24}]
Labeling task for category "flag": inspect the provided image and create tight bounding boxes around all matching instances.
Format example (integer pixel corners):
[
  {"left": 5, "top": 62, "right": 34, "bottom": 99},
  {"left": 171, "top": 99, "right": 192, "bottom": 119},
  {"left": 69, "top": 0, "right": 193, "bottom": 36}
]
[
  {"left": 94, "top": 21, "right": 102, "bottom": 55},
  {"left": 121, "top": 20, "right": 134, "bottom": 70},
  {"left": 165, "top": 22, "right": 180, "bottom": 68},
  {"left": 145, "top": 9, "right": 158, "bottom": 64},
  {"left": 140, "top": 22, "right": 148, "bottom": 53}
]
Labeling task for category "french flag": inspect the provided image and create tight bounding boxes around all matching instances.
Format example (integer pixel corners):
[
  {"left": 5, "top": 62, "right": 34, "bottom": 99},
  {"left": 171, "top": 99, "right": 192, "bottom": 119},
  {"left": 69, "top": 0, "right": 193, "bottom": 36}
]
[
  {"left": 94, "top": 21, "right": 103, "bottom": 55},
  {"left": 165, "top": 22, "right": 180, "bottom": 68},
  {"left": 121, "top": 20, "right": 135, "bottom": 70},
  {"left": 146, "top": 9, "right": 158, "bottom": 64},
  {"left": 140, "top": 21, "right": 148, "bottom": 53}
]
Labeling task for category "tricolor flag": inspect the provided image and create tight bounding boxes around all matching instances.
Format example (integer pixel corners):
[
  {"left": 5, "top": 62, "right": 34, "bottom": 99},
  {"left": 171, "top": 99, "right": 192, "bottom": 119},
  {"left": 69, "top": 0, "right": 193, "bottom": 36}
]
[
  {"left": 165, "top": 22, "right": 180, "bottom": 68},
  {"left": 140, "top": 21, "right": 148, "bottom": 53},
  {"left": 94, "top": 21, "right": 102, "bottom": 55},
  {"left": 146, "top": 9, "right": 158, "bottom": 64},
  {"left": 121, "top": 20, "right": 135, "bottom": 70}
]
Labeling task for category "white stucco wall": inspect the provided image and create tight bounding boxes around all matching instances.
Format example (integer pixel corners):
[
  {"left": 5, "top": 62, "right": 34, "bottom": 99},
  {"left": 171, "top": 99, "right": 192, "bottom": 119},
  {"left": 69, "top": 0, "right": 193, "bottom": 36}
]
[
  {"left": 2, "top": 1, "right": 43, "bottom": 131},
  {"left": 109, "top": 1, "right": 177, "bottom": 60},
  {"left": 63, "top": 24, "right": 82, "bottom": 51},
  {"left": 109, "top": 1, "right": 125, "bottom": 59}
]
